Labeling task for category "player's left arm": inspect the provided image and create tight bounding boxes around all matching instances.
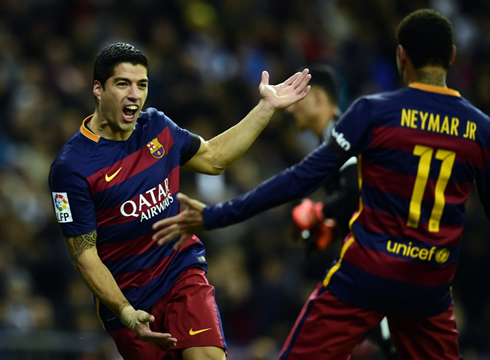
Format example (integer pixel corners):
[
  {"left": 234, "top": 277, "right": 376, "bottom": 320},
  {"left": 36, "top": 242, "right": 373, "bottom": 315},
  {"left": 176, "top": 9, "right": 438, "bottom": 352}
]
[
  {"left": 292, "top": 156, "right": 360, "bottom": 230},
  {"left": 65, "top": 232, "right": 177, "bottom": 346},
  {"left": 153, "top": 143, "right": 346, "bottom": 247},
  {"left": 182, "top": 69, "right": 311, "bottom": 175}
]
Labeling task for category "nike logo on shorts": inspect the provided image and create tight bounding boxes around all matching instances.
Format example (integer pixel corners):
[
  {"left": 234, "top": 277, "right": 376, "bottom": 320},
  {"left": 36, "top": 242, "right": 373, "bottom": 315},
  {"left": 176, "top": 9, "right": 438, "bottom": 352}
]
[{"left": 189, "top": 328, "right": 212, "bottom": 336}]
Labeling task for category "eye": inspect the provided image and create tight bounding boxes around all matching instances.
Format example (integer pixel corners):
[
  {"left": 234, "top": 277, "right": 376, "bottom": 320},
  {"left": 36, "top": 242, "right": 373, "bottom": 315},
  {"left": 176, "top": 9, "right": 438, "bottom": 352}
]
[
  {"left": 117, "top": 81, "right": 128, "bottom": 87},
  {"left": 138, "top": 83, "right": 148, "bottom": 90}
]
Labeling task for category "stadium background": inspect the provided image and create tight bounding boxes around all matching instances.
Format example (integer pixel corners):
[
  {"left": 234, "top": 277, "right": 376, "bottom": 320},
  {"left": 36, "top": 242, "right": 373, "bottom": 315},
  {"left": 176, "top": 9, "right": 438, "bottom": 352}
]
[{"left": 1, "top": 0, "right": 490, "bottom": 359}]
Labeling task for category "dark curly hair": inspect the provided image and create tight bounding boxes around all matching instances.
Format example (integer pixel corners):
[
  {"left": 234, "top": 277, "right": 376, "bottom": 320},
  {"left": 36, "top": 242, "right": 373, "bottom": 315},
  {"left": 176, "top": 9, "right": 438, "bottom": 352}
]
[
  {"left": 93, "top": 42, "right": 149, "bottom": 88},
  {"left": 397, "top": 9, "right": 454, "bottom": 69}
]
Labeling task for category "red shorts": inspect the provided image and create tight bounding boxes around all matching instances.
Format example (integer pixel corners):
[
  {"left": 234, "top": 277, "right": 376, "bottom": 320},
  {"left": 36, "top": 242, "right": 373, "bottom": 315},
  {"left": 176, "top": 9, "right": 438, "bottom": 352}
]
[
  {"left": 108, "top": 268, "right": 226, "bottom": 360},
  {"left": 280, "top": 282, "right": 461, "bottom": 360}
]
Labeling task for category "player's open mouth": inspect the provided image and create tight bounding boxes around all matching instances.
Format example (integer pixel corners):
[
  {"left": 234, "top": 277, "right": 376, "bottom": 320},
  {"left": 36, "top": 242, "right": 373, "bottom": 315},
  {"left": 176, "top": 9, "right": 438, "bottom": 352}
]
[{"left": 123, "top": 105, "right": 138, "bottom": 122}]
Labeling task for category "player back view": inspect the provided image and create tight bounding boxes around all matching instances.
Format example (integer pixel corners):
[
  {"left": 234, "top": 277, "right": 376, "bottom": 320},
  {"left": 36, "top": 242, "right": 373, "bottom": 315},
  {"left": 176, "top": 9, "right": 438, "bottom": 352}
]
[{"left": 152, "top": 9, "right": 490, "bottom": 359}]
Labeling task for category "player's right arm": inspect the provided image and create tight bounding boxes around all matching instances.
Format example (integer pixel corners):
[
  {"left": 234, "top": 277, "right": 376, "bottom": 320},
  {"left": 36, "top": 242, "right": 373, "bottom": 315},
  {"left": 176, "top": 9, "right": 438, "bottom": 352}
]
[
  {"left": 65, "top": 231, "right": 177, "bottom": 346},
  {"left": 181, "top": 69, "right": 311, "bottom": 175},
  {"left": 152, "top": 97, "right": 375, "bottom": 247}
]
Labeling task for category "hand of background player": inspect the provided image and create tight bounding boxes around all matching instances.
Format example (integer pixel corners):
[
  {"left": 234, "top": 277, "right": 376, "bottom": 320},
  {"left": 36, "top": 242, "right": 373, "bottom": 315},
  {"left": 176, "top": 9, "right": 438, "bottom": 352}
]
[
  {"left": 152, "top": 193, "right": 206, "bottom": 250},
  {"left": 292, "top": 199, "right": 337, "bottom": 253},
  {"left": 292, "top": 198, "right": 325, "bottom": 230},
  {"left": 259, "top": 69, "right": 311, "bottom": 110},
  {"left": 120, "top": 305, "right": 177, "bottom": 346}
]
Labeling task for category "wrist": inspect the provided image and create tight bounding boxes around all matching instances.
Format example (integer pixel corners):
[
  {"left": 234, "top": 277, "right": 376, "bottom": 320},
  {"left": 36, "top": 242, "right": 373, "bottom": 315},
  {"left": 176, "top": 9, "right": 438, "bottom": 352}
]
[
  {"left": 257, "top": 98, "right": 276, "bottom": 114},
  {"left": 119, "top": 304, "right": 136, "bottom": 329}
]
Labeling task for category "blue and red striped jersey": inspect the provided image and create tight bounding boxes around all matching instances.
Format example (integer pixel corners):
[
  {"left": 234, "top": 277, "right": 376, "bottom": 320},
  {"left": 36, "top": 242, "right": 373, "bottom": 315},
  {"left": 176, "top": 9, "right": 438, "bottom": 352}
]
[
  {"left": 202, "top": 83, "right": 490, "bottom": 317},
  {"left": 49, "top": 108, "right": 206, "bottom": 330}
]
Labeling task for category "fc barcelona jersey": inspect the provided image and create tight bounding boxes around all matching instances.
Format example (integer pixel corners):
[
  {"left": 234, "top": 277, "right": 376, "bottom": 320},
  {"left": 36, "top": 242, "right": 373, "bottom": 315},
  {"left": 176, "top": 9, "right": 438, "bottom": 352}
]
[
  {"left": 203, "top": 83, "right": 490, "bottom": 317},
  {"left": 49, "top": 107, "right": 206, "bottom": 330}
]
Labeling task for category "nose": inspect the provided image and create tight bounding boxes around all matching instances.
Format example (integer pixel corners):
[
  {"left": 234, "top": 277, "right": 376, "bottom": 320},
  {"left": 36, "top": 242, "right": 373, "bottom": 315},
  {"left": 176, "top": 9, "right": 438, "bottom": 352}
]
[{"left": 128, "top": 83, "right": 140, "bottom": 100}]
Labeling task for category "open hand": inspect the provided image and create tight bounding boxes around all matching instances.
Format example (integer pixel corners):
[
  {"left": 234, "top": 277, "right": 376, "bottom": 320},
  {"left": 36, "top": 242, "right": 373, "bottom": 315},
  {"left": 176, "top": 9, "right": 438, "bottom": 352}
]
[
  {"left": 152, "top": 193, "right": 207, "bottom": 250},
  {"left": 120, "top": 305, "right": 177, "bottom": 346},
  {"left": 259, "top": 69, "right": 311, "bottom": 110}
]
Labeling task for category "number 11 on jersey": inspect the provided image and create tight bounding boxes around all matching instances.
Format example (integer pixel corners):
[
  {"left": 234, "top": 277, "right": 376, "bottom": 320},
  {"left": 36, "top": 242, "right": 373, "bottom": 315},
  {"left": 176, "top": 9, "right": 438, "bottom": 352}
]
[{"left": 407, "top": 145, "right": 456, "bottom": 232}]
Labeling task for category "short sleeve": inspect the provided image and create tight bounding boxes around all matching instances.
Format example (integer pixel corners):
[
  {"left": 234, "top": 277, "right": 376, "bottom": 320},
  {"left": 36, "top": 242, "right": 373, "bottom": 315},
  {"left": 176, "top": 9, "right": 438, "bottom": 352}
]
[
  {"left": 180, "top": 133, "right": 201, "bottom": 165},
  {"left": 49, "top": 161, "right": 98, "bottom": 237}
]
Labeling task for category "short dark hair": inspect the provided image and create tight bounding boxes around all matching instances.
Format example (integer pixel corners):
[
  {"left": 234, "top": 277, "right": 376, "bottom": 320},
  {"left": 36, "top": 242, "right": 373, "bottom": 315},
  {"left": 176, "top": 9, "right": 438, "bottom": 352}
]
[
  {"left": 397, "top": 9, "right": 454, "bottom": 69},
  {"left": 300, "top": 64, "right": 339, "bottom": 105},
  {"left": 93, "top": 42, "right": 149, "bottom": 88}
]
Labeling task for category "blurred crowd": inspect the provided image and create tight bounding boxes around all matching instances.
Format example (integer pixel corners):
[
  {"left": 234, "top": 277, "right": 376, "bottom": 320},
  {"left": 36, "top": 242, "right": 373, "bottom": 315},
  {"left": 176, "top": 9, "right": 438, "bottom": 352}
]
[{"left": 1, "top": 0, "right": 490, "bottom": 359}]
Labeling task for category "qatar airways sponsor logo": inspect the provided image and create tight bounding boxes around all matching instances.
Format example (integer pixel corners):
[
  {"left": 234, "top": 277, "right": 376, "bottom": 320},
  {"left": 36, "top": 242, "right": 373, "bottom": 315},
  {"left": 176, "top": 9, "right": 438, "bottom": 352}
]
[
  {"left": 120, "top": 178, "right": 174, "bottom": 222},
  {"left": 331, "top": 127, "right": 351, "bottom": 151}
]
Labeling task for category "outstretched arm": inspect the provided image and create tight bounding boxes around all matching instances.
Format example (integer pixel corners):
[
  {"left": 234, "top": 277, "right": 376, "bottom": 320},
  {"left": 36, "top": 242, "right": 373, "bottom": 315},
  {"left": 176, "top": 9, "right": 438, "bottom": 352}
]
[
  {"left": 65, "top": 231, "right": 177, "bottom": 346},
  {"left": 153, "top": 143, "right": 346, "bottom": 248},
  {"left": 182, "top": 69, "right": 311, "bottom": 174}
]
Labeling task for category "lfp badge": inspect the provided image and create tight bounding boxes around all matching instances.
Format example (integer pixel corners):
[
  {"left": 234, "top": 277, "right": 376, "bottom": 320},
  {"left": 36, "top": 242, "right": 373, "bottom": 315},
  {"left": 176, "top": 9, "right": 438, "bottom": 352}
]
[
  {"left": 146, "top": 137, "right": 165, "bottom": 158},
  {"left": 52, "top": 192, "right": 73, "bottom": 223}
]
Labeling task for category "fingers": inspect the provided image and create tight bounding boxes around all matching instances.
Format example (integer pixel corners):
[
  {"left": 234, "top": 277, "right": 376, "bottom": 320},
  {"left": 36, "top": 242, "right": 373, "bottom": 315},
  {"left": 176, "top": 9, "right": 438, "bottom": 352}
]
[
  {"left": 152, "top": 223, "right": 181, "bottom": 245},
  {"left": 260, "top": 70, "right": 270, "bottom": 87},
  {"left": 151, "top": 192, "right": 205, "bottom": 247},
  {"left": 291, "top": 69, "right": 311, "bottom": 92},
  {"left": 282, "top": 71, "right": 301, "bottom": 86},
  {"left": 173, "top": 233, "right": 193, "bottom": 250},
  {"left": 176, "top": 192, "right": 192, "bottom": 208},
  {"left": 136, "top": 311, "right": 151, "bottom": 325},
  {"left": 135, "top": 326, "right": 178, "bottom": 346},
  {"left": 136, "top": 313, "right": 149, "bottom": 325},
  {"left": 176, "top": 193, "right": 207, "bottom": 211},
  {"left": 152, "top": 213, "right": 183, "bottom": 231}
]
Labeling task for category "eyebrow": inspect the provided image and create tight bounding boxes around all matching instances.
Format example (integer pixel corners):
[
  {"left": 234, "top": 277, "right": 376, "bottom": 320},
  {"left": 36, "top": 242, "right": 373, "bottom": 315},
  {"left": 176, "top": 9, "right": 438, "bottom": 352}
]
[{"left": 113, "top": 77, "right": 149, "bottom": 83}]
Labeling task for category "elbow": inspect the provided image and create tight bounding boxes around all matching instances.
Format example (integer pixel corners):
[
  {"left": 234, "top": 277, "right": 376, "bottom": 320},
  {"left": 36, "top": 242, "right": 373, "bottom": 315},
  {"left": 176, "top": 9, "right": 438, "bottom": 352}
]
[
  {"left": 206, "top": 152, "right": 228, "bottom": 175},
  {"left": 206, "top": 165, "right": 226, "bottom": 175}
]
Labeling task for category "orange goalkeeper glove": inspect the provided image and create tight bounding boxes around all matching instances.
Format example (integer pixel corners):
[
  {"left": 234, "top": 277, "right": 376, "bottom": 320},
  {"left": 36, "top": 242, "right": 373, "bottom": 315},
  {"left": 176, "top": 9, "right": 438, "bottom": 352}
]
[
  {"left": 292, "top": 198, "right": 325, "bottom": 230},
  {"left": 292, "top": 199, "right": 337, "bottom": 252},
  {"left": 311, "top": 218, "right": 337, "bottom": 252}
]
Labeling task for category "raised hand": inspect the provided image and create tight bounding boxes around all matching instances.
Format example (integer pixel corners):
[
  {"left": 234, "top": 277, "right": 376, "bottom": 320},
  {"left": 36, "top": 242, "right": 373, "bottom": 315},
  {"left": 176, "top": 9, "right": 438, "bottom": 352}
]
[
  {"left": 152, "top": 193, "right": 207, "bottom": 250},
  {"left": 259, "top": 69, "right": 311, "bottom": 110}
]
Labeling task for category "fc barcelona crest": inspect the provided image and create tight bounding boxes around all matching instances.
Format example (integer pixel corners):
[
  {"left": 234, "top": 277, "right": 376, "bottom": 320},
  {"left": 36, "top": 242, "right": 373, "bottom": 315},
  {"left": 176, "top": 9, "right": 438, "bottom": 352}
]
[{"left": 146, "top": 138, "right": 165, "bottom": 158}]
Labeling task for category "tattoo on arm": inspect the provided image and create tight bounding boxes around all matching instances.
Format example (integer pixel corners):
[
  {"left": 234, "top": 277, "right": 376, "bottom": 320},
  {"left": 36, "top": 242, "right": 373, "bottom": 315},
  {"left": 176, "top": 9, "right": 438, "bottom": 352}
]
[{"left": 65, "top": 231, "right": 97, "bottom": 263}]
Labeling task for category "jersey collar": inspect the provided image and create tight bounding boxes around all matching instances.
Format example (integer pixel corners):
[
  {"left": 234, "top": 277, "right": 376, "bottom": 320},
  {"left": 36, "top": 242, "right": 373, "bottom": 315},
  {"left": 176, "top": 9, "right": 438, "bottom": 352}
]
[
  {"left": 80, "top": 115, "right": 101, "bottom": 143},
  {"left": 409, "top": 82, "right": 461, "bottom": 97}
]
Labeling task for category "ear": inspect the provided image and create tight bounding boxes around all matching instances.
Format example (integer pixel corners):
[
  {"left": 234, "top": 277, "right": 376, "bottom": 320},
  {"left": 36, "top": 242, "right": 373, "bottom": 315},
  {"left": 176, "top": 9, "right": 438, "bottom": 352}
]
[
  {"left": 397, "top": 45, "right": 407, "bottom": 67},
  {"left": 449, "top": 45, "right": 457, "bottom": 66},
  {"left": 93, "top": 80, "right": 103, "bottom": 101}
]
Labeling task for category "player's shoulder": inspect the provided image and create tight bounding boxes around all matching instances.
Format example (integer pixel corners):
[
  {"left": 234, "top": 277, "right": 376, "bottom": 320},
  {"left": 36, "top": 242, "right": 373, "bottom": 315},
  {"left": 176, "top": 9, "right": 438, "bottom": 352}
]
[
  {"left": 54, "top": 131, "right": 94, "bottom": 165},
  {"left": 138, "top": 107, "right": 167, "bottom": 123},
  {"left": 458, "top": 96, "right": 490, "bottom": 121},
  {"left": 138, "top": 107, "right": 176, "bottom": 131},
  {"left": 361, "top": 88, "right": 408, "bottom": 105}
]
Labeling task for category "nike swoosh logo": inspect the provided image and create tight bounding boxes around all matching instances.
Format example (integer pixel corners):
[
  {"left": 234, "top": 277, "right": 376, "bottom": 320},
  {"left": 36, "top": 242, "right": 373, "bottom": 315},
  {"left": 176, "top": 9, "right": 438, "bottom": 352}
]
[
  {"left": 189, "top": 328, "right": 212, "bottom": 336},
  {"left": 105, "top": 167, "right": 122, "bottom": 182}
]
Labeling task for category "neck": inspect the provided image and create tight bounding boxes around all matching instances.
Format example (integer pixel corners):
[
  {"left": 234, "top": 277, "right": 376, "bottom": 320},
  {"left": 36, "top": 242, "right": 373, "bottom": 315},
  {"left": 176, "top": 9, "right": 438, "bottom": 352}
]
[
  {"left": 411, "top": 66, "right": 448, "bottom": 87},
  {"left": 89, "top": 112, "right": 133, "bottom": 141}
]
